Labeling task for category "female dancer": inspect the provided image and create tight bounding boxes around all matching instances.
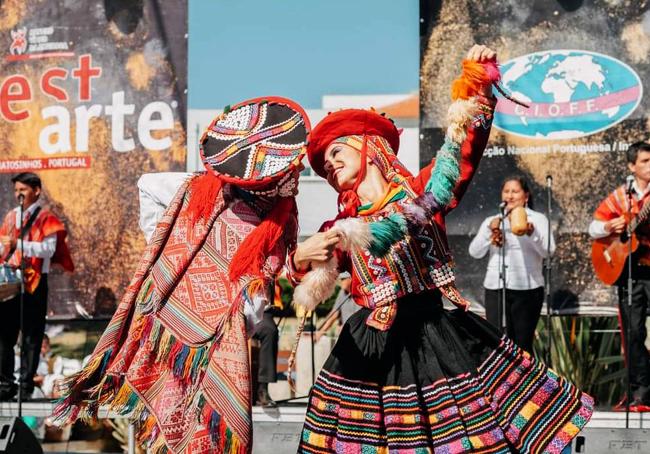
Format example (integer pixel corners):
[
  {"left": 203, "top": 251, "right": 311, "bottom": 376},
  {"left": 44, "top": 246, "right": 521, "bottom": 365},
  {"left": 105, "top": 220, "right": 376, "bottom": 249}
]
[
  {"left": 54, "top": 97, "right": 309, "bottom": 454},
  {"left": 289, "top": 45, "right": 592, "bottom": 453},
  {"left": 469, "top": 176, "right": 555, "bottom": 353}
]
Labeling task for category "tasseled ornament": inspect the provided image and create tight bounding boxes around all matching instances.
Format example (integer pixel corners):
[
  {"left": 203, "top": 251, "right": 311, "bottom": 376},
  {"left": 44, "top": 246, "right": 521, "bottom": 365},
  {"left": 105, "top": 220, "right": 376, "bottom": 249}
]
[
  {"left": 186, "top": 172, "right": 222, "bottom": 224},
  {"left": 451, "top": 59, "right": 501, "bottom": 101},
  {"left": 367, "top": 213, "right": 408, "bottom": 257},
  {"left": 422, "top": 95, "right": 481, "bottom": 210},
  {"left": 229, "top": 197, "right": 297, "bottom": 281},
  {"left": 292, "top": 256, "right": 339, "bottom": 311},
  {"left": 446, "top": 98, "right": 481, "bottom": 144},
  {"left": 424, "top": 141, "right": 460, "bottom": 205}
]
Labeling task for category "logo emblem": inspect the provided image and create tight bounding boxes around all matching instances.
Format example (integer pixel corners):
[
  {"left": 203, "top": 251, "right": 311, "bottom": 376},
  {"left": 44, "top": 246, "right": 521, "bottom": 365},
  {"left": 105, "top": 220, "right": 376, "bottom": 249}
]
[
  {"left": 9, "top": 28, "right": 27, "bottom": 55},
  {"left": 494, "top": 50, "right": 643, "bottom": 139}
]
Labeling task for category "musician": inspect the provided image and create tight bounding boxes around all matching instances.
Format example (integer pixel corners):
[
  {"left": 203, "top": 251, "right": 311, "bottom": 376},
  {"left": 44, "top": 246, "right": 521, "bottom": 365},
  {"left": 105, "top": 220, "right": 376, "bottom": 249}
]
[
  {"left": 252, "top": 281, "right": 282, "bottom": 408},
  {"left": 0, "top": 173, "right": 73, "bottom": 401},
  {"left": 469, "top": 176, "right": 555, "bottom": 353},
  {"left": 589, "top": 141, "right": 650, "bottom": 411}
]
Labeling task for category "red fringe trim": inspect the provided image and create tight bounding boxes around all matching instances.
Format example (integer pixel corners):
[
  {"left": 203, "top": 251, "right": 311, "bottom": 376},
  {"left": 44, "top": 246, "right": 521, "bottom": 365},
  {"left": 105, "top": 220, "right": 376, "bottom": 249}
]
[
  {"left": 185, "top": 172, "right": 222, "bottom": 224},
  {"left": 336, "top": 135, "right": 368, "bottom": 219},
  {"left": 229, "top": 197, "right": 297, "bottom": 281}
]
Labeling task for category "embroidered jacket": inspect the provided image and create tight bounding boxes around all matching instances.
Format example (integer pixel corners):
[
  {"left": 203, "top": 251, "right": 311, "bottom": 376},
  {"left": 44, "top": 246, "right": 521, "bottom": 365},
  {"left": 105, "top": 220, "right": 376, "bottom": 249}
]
[{"left": 290, "top": 98, "right": 495, "bottom": 330}]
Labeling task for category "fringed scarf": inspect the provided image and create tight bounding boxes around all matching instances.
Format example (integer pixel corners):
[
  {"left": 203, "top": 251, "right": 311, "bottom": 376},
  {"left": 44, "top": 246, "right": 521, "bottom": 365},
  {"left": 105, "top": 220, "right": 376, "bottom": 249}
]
[{"left": 53, "top": 174, "right": 292, "bottom": 453}]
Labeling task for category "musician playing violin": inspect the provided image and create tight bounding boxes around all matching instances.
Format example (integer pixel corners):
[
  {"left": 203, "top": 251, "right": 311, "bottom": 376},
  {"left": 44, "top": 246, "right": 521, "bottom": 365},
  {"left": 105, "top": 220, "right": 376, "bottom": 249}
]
[{"left": 589, "top": 142, "right": 650, "bottom": 412}]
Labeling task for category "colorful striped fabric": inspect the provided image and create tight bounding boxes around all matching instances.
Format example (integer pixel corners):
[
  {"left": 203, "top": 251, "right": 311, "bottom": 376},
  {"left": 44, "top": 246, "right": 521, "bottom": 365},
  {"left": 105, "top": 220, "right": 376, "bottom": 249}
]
[
  {"left": 299, "top": 338, "right": 593, "bottom": 453},
  {"left": 54, "top": 178, "right": 290, "bottom": 454}
]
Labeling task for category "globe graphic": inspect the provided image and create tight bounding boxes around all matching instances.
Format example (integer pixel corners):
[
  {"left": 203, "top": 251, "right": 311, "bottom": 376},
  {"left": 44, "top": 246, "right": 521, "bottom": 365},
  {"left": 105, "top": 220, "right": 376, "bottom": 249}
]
[{"left": 494, "top": 50, "right": 642, "bottom": 139}]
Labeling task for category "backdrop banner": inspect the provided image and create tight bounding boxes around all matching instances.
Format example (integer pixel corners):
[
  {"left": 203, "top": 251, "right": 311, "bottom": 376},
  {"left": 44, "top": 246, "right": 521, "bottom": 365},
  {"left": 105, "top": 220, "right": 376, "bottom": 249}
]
[
  {"left": 420, "top": 1, "right": 650, "bottom": 310},
  {"left": 0, "top": 0, "right": 187, "bottom": 317}
]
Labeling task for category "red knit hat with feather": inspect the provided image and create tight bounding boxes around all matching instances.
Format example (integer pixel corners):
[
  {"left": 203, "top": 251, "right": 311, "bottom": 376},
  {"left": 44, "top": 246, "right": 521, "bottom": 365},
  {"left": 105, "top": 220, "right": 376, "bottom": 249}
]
[{"left": 188, "top": 96, "right": 310, "bottom": 281}]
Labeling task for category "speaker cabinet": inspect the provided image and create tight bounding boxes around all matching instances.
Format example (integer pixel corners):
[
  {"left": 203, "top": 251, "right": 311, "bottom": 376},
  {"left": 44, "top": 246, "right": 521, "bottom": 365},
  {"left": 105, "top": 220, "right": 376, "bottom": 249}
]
[{"left": 0, "top": 417, "right": 42, "bottom": 454}]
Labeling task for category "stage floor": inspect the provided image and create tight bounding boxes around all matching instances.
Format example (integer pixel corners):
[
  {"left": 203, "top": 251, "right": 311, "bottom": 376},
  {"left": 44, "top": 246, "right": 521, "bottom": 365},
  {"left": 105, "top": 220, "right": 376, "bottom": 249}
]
[
  {"left": 0, "top": 401, "right": 646, "bottom": 453},
  {"left": 0, "top": 400, "right": 647, "bottom": 428}
]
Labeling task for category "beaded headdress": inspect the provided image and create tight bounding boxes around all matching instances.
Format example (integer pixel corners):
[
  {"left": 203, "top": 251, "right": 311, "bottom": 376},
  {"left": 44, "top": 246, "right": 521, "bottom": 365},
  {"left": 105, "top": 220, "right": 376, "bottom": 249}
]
[
  {"left": 189, "top": 97, "right": 310, "bottom": 281},
  {"left": 200, "top": 96, "right": 309, "bottom": 191}
]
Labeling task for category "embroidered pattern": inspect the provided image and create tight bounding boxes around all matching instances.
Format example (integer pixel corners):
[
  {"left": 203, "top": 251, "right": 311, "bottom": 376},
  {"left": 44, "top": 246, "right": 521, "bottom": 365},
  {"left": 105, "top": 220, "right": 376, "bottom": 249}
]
[
  {"left": 202, "top": 101, "right": 307, "bottom": 182},
  {"left": 299, "top": 339, "right": 593, "bottom": 453}
]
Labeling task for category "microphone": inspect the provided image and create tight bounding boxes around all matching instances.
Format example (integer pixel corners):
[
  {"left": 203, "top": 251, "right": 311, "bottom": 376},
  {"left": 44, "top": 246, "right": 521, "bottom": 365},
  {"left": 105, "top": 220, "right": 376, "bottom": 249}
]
[
  {"left": 626, "top": 175, "right": 635, "bottom": 195},
  {"left": 17, "top": 194, "right": 25, "bottom": 206},
  {"left": 499, "top": 201, "right": 507, "bottom": 216},
  {"left": 546, "top": 174, "right": 553, "bottom": 188}
]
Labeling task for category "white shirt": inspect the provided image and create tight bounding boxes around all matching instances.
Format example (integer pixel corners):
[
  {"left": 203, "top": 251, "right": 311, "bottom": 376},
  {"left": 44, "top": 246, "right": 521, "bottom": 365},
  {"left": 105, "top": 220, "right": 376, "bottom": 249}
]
[
  {"left": 0, "top": 199, "right": 57, "bottom": 273},
  {"left": 137, "top": 171, "right": 269, "bottom": 337},
  {"left": 137, "top": 172, "right": 192, "bottom": 243},
  {"left": 468, "top": 208, "right": 555, "bottom": 290}
]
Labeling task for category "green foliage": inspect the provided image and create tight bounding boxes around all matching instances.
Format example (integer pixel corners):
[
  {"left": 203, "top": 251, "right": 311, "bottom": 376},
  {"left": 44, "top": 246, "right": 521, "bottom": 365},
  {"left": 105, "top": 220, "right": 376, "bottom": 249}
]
[{"left": 533, "top": 316, "right": 624, "bottom": 406}]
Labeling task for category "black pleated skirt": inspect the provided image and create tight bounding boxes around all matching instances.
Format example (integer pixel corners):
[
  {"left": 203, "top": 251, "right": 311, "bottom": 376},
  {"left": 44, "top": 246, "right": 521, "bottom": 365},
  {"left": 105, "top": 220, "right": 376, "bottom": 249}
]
[{"left": 298, "top": 291, "right": 593, "bottom": 453}]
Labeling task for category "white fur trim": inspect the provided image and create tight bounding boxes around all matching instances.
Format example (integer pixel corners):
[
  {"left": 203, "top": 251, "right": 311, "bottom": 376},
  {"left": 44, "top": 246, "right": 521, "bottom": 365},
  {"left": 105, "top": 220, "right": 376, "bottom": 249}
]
[
  {"left": 332, "top": 217, "right": 371, "bottom": 251},
  {"left": 446, "top": 98, "right": 480, "bottom": 144},
  {"left": 292, "top": 256, "right": 339, "bottom": 311}
]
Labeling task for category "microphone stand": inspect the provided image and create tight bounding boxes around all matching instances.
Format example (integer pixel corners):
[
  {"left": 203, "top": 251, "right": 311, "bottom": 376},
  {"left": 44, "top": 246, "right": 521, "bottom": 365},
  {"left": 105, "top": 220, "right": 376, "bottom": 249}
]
[
  {"left": 498, "top": 203, "right": 507, "bottom": 334},
  {"left": 17, "top": 197, "right": 25, "bottom": 418},
  {"left": 544, "top": 176, "right": 553, "bottom": 366},
  {"left": 624, "top": 183, "right": 634, "bottom": 428}
]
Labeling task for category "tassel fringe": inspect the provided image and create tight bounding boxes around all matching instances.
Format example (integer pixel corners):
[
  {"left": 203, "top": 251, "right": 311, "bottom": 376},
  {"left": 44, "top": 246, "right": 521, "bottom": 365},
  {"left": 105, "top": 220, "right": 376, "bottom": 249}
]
[
  {"left": 53, "top": 316, "right": 210, "bottom": 427},
  {"left": 186, "top": 173, "right": 223, "bottom": 224},
  {"left": 229, "top": 196, "right": 297, "bottom": 281},
  {"left": 368, "top": 213, "right": 408, "bottom": 257},
  {"left": 51, "top": 347, "right": 114, "bottom": 423},
  {"left": 198, "top": 395, "right": 248, "bottom": 454}
]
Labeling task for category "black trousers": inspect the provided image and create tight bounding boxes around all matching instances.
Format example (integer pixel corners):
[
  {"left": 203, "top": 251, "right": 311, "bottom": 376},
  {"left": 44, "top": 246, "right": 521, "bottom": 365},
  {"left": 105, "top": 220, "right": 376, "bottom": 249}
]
[
  {"left": 0, "top": 275, "right": 48, "bottom": 392},
  {"left": 617, "top": 281, "right": 650, "bottom": 402},
  {"left": 485, "top": 287, "right": 544, "bottom": 353},
  {"left": 253, "top": 311, "right": 278, "bottom": 384}
]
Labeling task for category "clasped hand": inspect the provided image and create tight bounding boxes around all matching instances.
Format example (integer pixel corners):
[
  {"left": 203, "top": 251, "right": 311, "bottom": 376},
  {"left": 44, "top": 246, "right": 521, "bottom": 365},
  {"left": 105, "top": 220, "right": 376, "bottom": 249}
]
[{"left": 293, "top": 230, "right": 341, "bottom": 271}]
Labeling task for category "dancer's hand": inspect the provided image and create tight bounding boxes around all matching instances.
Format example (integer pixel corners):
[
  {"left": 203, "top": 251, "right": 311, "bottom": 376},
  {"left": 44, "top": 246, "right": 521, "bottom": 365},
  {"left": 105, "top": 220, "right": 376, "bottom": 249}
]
[
  {"left": 466, "top": 44, "right": 496, "bottom": 63},
  {"left": 293, "top": 230, "right": 341, "bottom": 271},
  {"left": 466, "top": 44, "right": 497, "bottom": 97}
]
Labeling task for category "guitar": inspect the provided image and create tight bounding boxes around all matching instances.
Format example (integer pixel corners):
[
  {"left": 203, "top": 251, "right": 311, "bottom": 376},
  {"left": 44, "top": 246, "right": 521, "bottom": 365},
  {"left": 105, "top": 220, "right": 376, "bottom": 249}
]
[{"left": 591, "top": 198, "right": 650, "bottom": 285}]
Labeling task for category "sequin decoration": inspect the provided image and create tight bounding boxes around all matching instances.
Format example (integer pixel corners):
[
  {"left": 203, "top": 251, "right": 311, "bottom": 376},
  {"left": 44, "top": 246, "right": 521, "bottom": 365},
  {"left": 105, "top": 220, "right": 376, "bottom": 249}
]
[{"left": 200, "top": 99, "right": 308, "bottom": 186}]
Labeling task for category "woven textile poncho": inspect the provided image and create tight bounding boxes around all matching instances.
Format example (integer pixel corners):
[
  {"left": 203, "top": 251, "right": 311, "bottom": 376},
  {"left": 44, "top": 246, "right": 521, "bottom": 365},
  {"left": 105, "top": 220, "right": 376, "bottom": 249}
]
[{"left": 54, "top": 97, "right": 310, "bottom": 454}]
